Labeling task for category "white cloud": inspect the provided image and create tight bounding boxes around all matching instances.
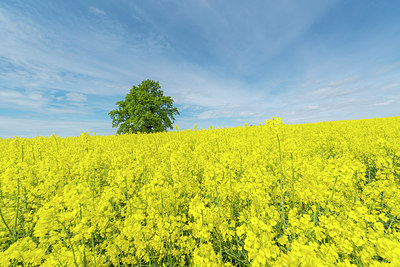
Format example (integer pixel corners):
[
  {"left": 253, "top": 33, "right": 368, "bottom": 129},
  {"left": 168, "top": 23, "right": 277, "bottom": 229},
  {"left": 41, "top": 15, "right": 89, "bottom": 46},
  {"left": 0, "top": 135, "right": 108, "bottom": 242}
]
[
  {"left": 328, "top": 76, "right": 359, "bottom": 87},
  {"left": 0, "top": 1, "right": 399, "bottom": 136},
  {"left": 196, "top": 106, "right": 261, "bottom": 120},
  {"left": 66, "top": 92, "right": 87, "bottom": 102},
  {"left": 311, "top": 87, "right": 331, "bottom": 95},
  {"left": 88, "top": 6, "right": 105, "bottom": 16},
  {"left": 0, "top": 90, "right": 50, "bottom": 110},
  {"left": 0, "top": 116, "right": 112, "bottom": 139},
  {"left": 47, "top": 107, "right": 90, "bottom": 115},
  {"left": 0, "top": 88, "right": 93, "bottom": 116},
  {"left": 131, "top": 5, "right": 146, "bottom": 22},
  {"left": 373, "top": 61, "right": 400, "bottom": 75},
  {"left": 373, "top": 99, "right": 396, "bottom": 106},
  {"left": 0, "top": 5, "right": 173, "bottom": 97},
  {"left": 301, "top": 80, "right": 323, "bottom": 88},
  {"left": 304, "top": 105, "right": 320, "bottom": 110},
  {"left": 308, "top": 85, "right": 364, "bottom": 101},
  {"left": 382, "top": 83, "right": 400, "bottom": 90}
]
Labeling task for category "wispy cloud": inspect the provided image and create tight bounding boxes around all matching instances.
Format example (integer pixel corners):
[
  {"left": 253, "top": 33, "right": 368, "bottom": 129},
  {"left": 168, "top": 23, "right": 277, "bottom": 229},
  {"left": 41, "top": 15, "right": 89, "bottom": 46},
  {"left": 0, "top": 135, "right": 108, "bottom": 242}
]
[
  {"left": 304, "top": 105, "right": 320, "bottom": 111},
  {"left": 373, "top": 96, "right": 397, "bottom": 106},
  {"left": 373, "top": 100, "right": 395, "bottom": 106},
  {"left": 66, "top": 92, "right": 87, "bottom": 102},
  {"left": 373, "top": 61, "right": 400, "bottom": 76},
  {"left": 196, "top": 105, "right": 263, "bottom": 120},
  {"left": 0, "top": 0, "right": 399, "bottom": 137},
  {"left": 88, "top": 6, "right": 105, "bottom": 16},
  {"left": 382, "top": 83, "right": 400, "bottom": 90},
  {"left": 0, "top": 90, "right": 50, "bottom": 110},
  {"left": 328, "top": 76, "right": 360, "bottom": 87},
  {"left": 0, "top": 116, "right": 111, "bottom": 138}
]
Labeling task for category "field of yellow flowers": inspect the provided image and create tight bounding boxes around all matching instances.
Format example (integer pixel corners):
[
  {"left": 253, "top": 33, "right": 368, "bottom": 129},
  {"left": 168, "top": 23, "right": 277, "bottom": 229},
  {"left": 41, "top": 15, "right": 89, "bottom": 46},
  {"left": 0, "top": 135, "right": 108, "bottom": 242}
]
[{"left": 0, "top": 117, "right": 399, "bottom": 266}]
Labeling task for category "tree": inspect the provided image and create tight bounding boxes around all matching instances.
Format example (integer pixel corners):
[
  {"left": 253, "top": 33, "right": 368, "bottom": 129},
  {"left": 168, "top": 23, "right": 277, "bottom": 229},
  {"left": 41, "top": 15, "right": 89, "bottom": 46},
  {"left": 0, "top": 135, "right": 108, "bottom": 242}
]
[{"left": 109, "top": 80, "right": 179, "bottom": 134}]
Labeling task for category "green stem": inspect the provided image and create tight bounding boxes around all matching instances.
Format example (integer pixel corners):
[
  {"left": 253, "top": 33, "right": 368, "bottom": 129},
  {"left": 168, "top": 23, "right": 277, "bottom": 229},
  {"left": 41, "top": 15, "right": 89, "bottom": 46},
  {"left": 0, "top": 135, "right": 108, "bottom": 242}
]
[
  {"left": 0, "top": 208, "right": 14, "bottom": 240},
  {"left": 277, "top": 134, "right": 286, "bottom": 232},
  {"left": 21, "top": 145, "right": 24, "bottom": 162},
  {"left": 291, "top": 159, "right": 295, "bottom": 209},
  {"left": 161, "top": 191, "right": 164, "bottom": 218},
  {"left": 61, "top": 221, "right": 79, "bottom": 267},
  {"left": 214, "top": 173, "right": 223, "bottom": 264},
  {"left": 91, "top": 234, "right": 97, "bottom": 267},
  {"left": 92, "top": 169, "right": 96, "bottom": 201},
  {"left": 13, "top": 176, "right": 20, "bottom": 241},
  {"left": 387, "top": 215, "right": 395, "bottom": 231},
  {"left": 328, "top": 176, "right": 338, "bottom": 203},
  {"left": 141, "top": 232, "right": 152, "bottom": 265},
  {"left": 353, "top": 180, "right": 358, "bottom": 205},
  {"left": 124, "top": 176, "right": 132, "bottom": 216},
  {"left": 81, "top": 236, "right": 88, "bottom": 267},
  {"left": 31, "top": 145, "right": 35, "bottom": 163}
]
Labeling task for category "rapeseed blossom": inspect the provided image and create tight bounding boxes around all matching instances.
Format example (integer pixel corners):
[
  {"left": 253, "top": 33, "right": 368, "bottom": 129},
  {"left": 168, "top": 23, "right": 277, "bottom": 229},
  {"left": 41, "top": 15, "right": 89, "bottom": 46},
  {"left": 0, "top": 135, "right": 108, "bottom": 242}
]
[{"left": 0, "top": 117, "right": 399, "bottom": 266}]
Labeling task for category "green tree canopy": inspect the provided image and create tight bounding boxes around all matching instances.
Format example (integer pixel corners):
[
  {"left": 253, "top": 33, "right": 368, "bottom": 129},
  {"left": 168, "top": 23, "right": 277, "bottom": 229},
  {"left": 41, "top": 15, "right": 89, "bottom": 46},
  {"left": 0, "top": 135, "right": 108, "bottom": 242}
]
[{"left": 109, "top": 80, "right": 179, "bottom": 134}]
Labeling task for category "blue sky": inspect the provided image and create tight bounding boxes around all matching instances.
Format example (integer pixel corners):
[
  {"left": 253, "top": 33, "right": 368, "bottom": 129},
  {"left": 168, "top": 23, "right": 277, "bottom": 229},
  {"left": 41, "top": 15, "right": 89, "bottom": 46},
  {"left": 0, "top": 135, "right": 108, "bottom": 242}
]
[{"left": 0, "top": 0, "right": 399, "bottom": 138}]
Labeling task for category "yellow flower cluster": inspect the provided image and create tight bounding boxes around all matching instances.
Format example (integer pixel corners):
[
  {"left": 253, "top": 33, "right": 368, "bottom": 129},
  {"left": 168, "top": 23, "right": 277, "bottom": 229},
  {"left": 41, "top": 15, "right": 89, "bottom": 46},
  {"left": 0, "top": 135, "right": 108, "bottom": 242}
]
[{"left": 0, "top": 117, "right": 399, "bottom": 266}]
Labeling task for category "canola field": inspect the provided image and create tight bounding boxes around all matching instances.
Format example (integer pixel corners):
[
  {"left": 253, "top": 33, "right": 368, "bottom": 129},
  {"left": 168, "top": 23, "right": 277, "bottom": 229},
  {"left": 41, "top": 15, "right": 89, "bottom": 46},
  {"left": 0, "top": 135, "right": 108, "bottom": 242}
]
[{"left": 0, "top": 117, "right": 399, "bottom": 266}]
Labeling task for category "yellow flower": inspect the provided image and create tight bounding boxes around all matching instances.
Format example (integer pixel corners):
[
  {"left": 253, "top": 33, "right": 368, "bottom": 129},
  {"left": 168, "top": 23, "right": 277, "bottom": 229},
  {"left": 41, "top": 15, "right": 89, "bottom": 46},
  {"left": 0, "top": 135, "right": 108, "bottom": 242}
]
[{"left": 1, "top": 116, "right": 399, "bottom": 265}]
